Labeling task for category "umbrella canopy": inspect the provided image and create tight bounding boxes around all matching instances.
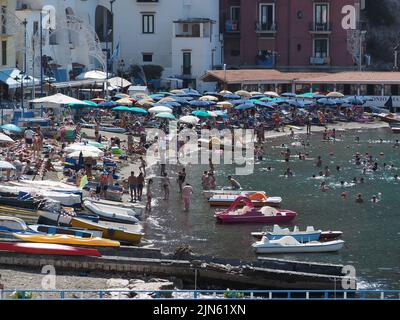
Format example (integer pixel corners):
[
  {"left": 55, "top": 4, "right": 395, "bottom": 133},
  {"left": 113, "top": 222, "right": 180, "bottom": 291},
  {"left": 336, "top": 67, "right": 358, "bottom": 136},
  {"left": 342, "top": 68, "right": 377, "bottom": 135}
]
[
  {"left": 214, "top": 110, "right": 228, "bottom": 118},
  {"left": 159, "top": 97, "right": 177, "bottom": 103},
  {"left": 235, "top": 90, "right": 251, "bottom": 98},
  {"left": 317, "top": 98, "right": 337, "bottom": 106},
  {"left": 136, "top": 99, "right": 154, "bottom": 108},
  {"left": 296, "top": 92, "right": 315, "bottom": 99},
  {"left": 155, "top": 112, "right": 176, "bottom": 120},
  {"left": 281, "top": 92, "right": 297, "bottom": 98},
  {"left": 189, "top": 100, "right": 211, "bottom": 108},
  {"left": 0, "top": 133, "right": 14, "bottom": 142},
  {"left": 92, "top": 98, "right": 105, "bottom": 103},
  {"left": 0, "top": 161, "right": 16, "bottom": 170},
  {"left": 65, "top": 143, "right": 104, "bottom": 156},
  {"left": 231, "top": 99, "right": 250, "bottom": 105},
  {"left": 98, "top": 100, "right": 117, "bottom": 108},
  {"left": 68, "top": 100, "right": 98, "bottom": 109},
  {"left": 192, "top": 110, "right": 212, "bottom": 118},
  {"left": 235, "top": 103, "right": 255, "bottom": 111},
  {"left": 129, "top": 107, "right": 148, "bottom": 115},
  {"left": 250, "top": 91, "right": 263, "bottom": 96},
  {"left": 253, "top": 101, "right": 275, "bottom": 109},
  {"left": 30, "top": 93, "right": 90, "bottom": 106},
  {"left": 327, "top": 92, "right": 344, "bottom": 98},
  {"left": 170, "top": 89, "right": 185, "bottom": 94},
  {"left": 219, "top": 90, "right": 232, "bottom": 95},
  {"left": 148, "top": 106, "right": 173, "bottom": 114},
  {"left": 264, "top": 91, "right": 280, "bottom": 98},
  {"left": 287, "top": 100, "right": 306, "bottom": 108},
  {"left": 116, "top": 98, "right": 133, "bottom": 106},
  {"left": 0, "top": 124, "right": 22, "bottom": 133},
  {"left": 346, "top": 96, "right": 365, "bottom": 105},
  {"left": 179, "top": 115, "right": 200, "bottom": 124},
  {"left": 112, "top": 106, "right": 132, "bottom": 112},
  {"left": 199, "top": 95, "right": 219, "bottom": 102},
  {"left": 69, "top": 150, "right": 102, "bottom": 159},
  {"left": 216, "top": 101, "right": 233, "bottom": 109},
  {"left": 223, "top": 93, "right": 241, "bottom": 100},
  {"left": 114, "top": 93, "right": 130, "bottom": 99},
  {"left": 108, "top": 77, "right": 132, "bottom": 88},
  {"left": 161, "top": 101, "right": 181, "bottom": 108},
  {"left": 76, "top": 70, "right": 108, "bottom": 80}
]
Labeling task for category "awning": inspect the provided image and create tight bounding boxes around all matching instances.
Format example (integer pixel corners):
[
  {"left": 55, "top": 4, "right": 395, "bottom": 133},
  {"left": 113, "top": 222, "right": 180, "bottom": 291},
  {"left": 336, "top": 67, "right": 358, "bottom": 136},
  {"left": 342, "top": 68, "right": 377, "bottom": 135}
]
[
  {"left": 30, "top": 93, "right": 90, "bottom": 106},
  {"left": 50, "top": 79, "right": 107, "bottom": 89},
  {"left": 0, "top": 68, "right": 40, "bottom": 89}
]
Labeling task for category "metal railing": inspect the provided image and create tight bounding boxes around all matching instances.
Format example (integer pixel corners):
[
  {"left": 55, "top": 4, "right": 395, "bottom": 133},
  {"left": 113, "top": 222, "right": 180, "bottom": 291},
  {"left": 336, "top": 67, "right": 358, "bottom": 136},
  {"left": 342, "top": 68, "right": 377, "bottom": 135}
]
[
  {"left": 0, "top": 290, "right": 399, "bottom": 300},
  {"left": 309, "top": 22, "right": 332, "bottom": 32},
  {"left": 255, "top": 21, "right": 277, "bottom": 33}
]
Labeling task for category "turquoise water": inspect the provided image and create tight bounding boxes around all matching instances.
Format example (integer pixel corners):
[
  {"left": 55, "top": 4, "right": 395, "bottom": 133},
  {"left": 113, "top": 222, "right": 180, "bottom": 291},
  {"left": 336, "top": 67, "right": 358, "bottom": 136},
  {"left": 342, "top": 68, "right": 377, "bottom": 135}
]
[{"left": 143, "top": 127, "right": 400, "bottom": 290}]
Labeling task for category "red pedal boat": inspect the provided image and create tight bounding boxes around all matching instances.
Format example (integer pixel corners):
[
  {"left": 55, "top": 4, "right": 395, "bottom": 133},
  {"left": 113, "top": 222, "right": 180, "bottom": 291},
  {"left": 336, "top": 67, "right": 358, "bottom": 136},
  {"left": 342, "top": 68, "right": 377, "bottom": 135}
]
[
  {"left": 0, "top": 242, "right": 101, "bottom": 257},
  {"left": 214, "top": 196, "right": 297, "bottom": 224}
]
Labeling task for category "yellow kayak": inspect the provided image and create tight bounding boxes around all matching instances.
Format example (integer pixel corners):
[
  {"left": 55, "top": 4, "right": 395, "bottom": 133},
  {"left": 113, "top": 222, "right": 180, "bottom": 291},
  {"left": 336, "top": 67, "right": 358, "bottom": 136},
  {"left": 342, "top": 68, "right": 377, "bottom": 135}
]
[{"left": 13, "top": 233, "right": 120, "bottom": 247}]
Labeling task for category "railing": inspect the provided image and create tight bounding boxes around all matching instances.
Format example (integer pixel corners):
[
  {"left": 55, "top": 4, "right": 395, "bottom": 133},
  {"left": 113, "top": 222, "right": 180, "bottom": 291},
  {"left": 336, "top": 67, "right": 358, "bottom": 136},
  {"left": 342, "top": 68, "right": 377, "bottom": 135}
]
[
  {"left": 310, "top": 56, "right": 331, "bottom": 65},
  {"left": 255, "top": 21, "right": 277, "bottom": 33},
  {"left": 1, "top": 290, "right": 399, "bottom": 300},
  {"left": 225, "top": 20, "right": 240, "bottom": 33},
  {"left": 309, "top": 22, "right": 332, "bottom": 32}
]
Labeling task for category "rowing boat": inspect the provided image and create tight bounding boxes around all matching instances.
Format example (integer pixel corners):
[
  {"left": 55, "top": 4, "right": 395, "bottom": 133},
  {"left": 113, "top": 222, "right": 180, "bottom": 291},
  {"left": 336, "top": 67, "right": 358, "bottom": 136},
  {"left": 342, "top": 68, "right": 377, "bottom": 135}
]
[
  {"left": 28, "top": 225, "right": 102, "bottom": 238},
  {"left": 84, "top": 200, "right": 140, "bottom": 224},
  {"left": 0, "top": 242, "right": 101, "bottom": 257},
  {"left": 70, "top": 217, "right": 144, "bottom": 245},
  {"left": 13, "top": 233, "right": 120, "bottom": 247}
]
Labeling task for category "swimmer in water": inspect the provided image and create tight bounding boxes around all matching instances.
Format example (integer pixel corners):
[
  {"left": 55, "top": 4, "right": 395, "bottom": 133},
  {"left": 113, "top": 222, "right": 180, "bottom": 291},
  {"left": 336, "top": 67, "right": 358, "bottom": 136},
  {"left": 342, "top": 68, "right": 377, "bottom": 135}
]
[
  {"left": 320, "top": 181, "right": 329, "bottom": 192},
  {"left": 356, "top": 193, "right": 364, "bottom": 203},
  {"left": 355, "top": 137, "right": 360, "bottom": 143},
  {"left": 360, "top": 177, "right": 365, "bottom": 184},
  {"left": 284, "top": 168, "right": 294, "bottom": 178},
  {"left": 341, "top": 192, "right": 347, "bottom": 200},
  {"left": 340, "top": 181, "right": 345, "bottom": 187},
  {"left": 324, "top": 166, "right": 330, "bottom": 177},
  {"left": 394, "top": 140, "right": 400, "bottom": 148},
  {"left": 316, "top": 156, "right": 322, "bottom": 167},
  {"left": 371, "top": 195, "right": 380, "bottom": 203},
  {"left": 336, "top": 166, "right": 341, "bottom": 172}
]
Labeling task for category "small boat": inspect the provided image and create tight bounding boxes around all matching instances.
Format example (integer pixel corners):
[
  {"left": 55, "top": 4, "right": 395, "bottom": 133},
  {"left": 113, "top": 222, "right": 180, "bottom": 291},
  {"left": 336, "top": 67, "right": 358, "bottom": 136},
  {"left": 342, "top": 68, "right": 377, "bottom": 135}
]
[
  {"left": 378, "top": 113, "right": 400, "bottom": 124},
  {"left": 203, "top": 189, "right": 265, "bottom": 198},
  {"left": 83, "top": 197, "right": 144, "bottom": 217},
  {"left": 28, "top": 225, "right": 102, "bottom": 238},
  {"left": 0, "top": 193, "right": 45, "bottom": 210},
  {"left": 13, "top": 233, "right": 120, "bottom": 247},
  {"left": 251, "top": 229, "right": 343, "bottom": 242},
  {"left": 209, "top": 192, "right": 282, "bottom": 207},
  {"left": 0, "top": 242, "right": 101, "bottom": 257},
  {"left": 70, "top": 217, "right": 144, "bottom": 245},
  {"left": 84, "top": 200, "right": 140, "bottom": 224},
  {"left": 0, "top": 216, "right": 30, "bottom": 233},
  {"left": 37, "top": 210, "right": 99, "bottom": 227},
  {"left": 252, "top": 236, "right": 345, "bottom": 254},
  {"left": 214, "top": 196, "right": 296, "bottom": 224},
  {"left": 257, "top": 225, "right": 322, "bottom": 242}
]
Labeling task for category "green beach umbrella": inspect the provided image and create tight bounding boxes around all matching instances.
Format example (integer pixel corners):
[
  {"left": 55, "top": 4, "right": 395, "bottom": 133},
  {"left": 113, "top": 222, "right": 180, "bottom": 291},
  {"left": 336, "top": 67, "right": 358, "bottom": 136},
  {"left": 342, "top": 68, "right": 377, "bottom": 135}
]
[
  {"left": 129, "top": 107, "right": 148, "bottom": 115},
  {"left": 68, "top": 100, "right": 98, "bottom": 109},
  {"left": 0, "top": 124, "right": 23, "bottom": 133},
  {"left": 112, "top": 106, "right": 131, "bottom": 112},
  {"left": 155, "top": 112, "right": 176, "bottom": 120},
  {"left": 192, "top": 110, "right": 211, "bottom": 118}
]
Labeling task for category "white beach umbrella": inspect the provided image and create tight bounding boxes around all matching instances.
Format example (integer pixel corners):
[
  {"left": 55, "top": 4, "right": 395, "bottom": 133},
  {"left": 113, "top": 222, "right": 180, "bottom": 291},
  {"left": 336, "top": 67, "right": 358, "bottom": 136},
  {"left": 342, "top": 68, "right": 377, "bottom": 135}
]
[
  {"left": 148, "top": 106, "right": 173, "bottom": 114},
  {"left": 264, "top": 91, "right": 280, "bottom": 98},
  {"left": 30, "top": 93, "right": 90, "bottom": 106},
  {"left": 69, "top": 150, "right": 102, "bottom": 159},
  {"left": 65, "top": 143, "right": 104, "bottom": 156},
  {"left": 179, "top": 115, "right": 200, "bottom": 125},
  {"left": 0, "top": 133, "right": 14, "bottom": 143},
  {"left": 0, "top": 161, "right": 16, "bottom": 170}
]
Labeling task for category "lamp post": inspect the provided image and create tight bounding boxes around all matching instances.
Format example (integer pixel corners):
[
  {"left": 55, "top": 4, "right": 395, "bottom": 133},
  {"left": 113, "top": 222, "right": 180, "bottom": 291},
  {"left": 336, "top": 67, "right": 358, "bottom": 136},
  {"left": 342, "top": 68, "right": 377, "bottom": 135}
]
[
  {"left": 223, "top": 63, "right": 227, "bottom": 90},
  {"left": 21, "top": 18, "right": 28, "bottom": 112},
  {"left": 118, "top": 59, "right": 125, "bottom": 89},
  {"left": 110, "top": 0, "right": 116, "bottom": 57}
]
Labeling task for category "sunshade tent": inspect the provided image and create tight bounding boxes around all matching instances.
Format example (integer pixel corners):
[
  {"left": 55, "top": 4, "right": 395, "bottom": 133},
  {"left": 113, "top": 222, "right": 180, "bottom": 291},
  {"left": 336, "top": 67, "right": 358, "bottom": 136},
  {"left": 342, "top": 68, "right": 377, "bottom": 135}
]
[
  {"left": 0, "top": 133, "right": 14, "bottom": 143},
  {"left": 0, "top": 161, "right": 16, "bottom": 170},
  {"left": 30, "top": 93, "right": 90, "bottom": 106},
  {"left": 179, "top": 115, "right": 200, "bottom": 124},
  {"left": 148, "top": 106, "right": 173, "bottom": 114},
  {"left": 0, "top": 124, "right": 22, "bottom": 133},
  {"left": 155, "top": 112, "right": 176, "bottom": 120},
  {"left": 76, "top": 70, "right": 108, "bottom": 80}
]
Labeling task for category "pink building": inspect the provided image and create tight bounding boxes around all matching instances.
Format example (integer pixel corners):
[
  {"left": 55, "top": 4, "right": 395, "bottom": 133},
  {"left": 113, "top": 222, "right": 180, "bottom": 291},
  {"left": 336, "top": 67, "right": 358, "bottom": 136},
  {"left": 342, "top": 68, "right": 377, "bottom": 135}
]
[{"left": 220, "top": 0, "right": 362, "bottom": 70}]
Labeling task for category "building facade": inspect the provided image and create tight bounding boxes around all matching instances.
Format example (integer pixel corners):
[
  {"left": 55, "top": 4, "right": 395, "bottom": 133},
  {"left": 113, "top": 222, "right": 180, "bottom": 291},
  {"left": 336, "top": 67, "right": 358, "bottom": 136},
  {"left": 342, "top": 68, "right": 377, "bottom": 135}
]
[
  {"left": 220, "top": 0, "right": 365, "bottom": 71},
  {"left": 0, "top": 0, "right": 17, "bottom": 70}
]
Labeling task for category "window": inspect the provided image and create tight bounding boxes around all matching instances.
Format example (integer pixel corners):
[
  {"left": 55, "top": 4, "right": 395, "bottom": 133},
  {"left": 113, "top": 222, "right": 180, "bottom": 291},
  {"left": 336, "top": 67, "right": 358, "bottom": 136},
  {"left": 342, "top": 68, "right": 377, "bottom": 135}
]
[
  {"left": 183, "top": 24, "right": 189, "bottom": 33},
  {"left": 260, "top": 4, "right": 275, "bottom": 31},
  {"left": 182, "top": 52, "right": 191, "bottom": 75},
  {"left": 2, "top": 40, "right": 6, "bottom": 65},
  {"left": 142, "top": 53, "right": 153, "bottom": 62},
  {"left": 314, "top": 39, "right": 328, "bottom": 58},
  {"left": 314, "top": 4, "right": 329, "bottom": 29},
  {"left": 230, "top": 6, "right": 240, "bottom": 22},
  {"left": 142, "top": 14, "right": 154, "bottom": 34}
]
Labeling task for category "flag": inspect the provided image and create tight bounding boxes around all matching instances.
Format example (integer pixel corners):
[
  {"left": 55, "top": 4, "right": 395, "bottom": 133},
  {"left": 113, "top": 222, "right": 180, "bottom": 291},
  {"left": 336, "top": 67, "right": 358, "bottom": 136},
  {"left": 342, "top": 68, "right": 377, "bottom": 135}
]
[{"left": 109, "top": 42, "right": 120, "bottom": 64}]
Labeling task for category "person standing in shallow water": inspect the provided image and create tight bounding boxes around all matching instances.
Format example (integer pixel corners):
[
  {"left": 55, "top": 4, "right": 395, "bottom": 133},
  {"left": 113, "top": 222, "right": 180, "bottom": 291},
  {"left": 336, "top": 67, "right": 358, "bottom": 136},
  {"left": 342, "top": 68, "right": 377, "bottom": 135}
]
[
  {"left": 182, "top": 183, "right": 194, "bottom": 211},
  {"left": 145, "top": 179, "right": 153, "bottom": 211},
  {"left": 162, "top": 172, "right": 171, "bottom": 200}
]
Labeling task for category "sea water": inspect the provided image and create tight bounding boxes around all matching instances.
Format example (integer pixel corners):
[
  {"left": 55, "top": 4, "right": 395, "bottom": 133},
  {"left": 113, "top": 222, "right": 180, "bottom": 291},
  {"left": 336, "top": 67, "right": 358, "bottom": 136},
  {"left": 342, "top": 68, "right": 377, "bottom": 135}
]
[{"left": 143, "top": 127, "right": 400, "bottom": 290}]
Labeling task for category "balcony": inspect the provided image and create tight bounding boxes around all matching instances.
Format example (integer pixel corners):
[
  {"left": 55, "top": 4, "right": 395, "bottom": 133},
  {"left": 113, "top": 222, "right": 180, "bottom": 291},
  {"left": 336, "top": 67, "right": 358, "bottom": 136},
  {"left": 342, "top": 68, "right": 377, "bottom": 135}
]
[
  {"left": 256, "top": 21, "right": 277, "bottom": 36},
  {"left": 225, "top": 20, "right": 240, "bottom": 33},
  {"left": 309, "top": 22, "right": 332, "bottom": 34},
  {"left": 310, "top": 56, "right": 331, "bottom": 65}
]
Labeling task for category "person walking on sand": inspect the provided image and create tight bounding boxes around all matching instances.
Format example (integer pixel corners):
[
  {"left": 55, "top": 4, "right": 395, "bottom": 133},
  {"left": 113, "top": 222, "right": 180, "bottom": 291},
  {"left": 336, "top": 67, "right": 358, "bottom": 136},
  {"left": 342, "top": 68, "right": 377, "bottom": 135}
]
[
  {"left": 137, "top": 172, "right": 145, "bottom": 201},
  {"left": 128, "top": 171, "right": 138, "bottom": 202},
  {"left": 145, "top": 179, "right": 153, "bottom": 211},
  {"left": 182, "top": 183, "right": 194, "bottom": 211},
  {"left": 177, "top": 168, "right": 186, "bottom": 193},
  {"left": 139, "top": 156, "right": 147, "bottom": 176},
  {"left": 162, "top": 172, "right": 171, "bottom": 200}
]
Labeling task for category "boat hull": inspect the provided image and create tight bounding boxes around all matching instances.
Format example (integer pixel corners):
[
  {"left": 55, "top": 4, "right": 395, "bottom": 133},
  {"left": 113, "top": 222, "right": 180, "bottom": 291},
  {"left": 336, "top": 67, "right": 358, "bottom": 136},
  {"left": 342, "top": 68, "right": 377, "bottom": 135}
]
[
  {"left": 252, "top": 241, "right": 345, "bottom": 254},
  {"left": 210, "top": 200, "right": 280, "bottom": 207},
  {"left": 215, "top": 211, "right": 296, "bottom": 224}
]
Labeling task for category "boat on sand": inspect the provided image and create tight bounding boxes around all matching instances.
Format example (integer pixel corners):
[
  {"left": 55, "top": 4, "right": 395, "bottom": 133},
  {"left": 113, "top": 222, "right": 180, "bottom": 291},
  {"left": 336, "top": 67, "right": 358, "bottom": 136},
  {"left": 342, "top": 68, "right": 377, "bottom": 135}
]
[{"left": 84, "top": 200, "right": 140, "bottom": 224}]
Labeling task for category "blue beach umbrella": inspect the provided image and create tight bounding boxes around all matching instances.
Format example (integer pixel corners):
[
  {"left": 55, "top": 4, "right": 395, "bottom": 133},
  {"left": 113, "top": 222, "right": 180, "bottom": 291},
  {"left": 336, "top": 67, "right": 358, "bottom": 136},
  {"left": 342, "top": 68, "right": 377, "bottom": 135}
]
[
  {"left": 287, "top": 100, "right": 306, "bottom": 108},
  {"left": 317, "top": 98, "right": 337, "bottom": 106},
  {"left": 155, "top": 112, "right": 176, "bottom": 120},
  {"left": 252, "top": 101, "right": 275, "bottom": 109},
  {"left": 235, "top": 103, "right": 255, "bottom": 111},
  {"left": 281, "top": 92, "right": 297, "bottom": 98},
  {"left": 214, "top": 110, "right": 228, "bottom": 118},
  {"left": 189, "top": 100, "right": 211, "bottom": 108},
  {"left": 98, "top": 100, "right": 117, "bottom": 108},
  {"left": 230, "top": 99, "right": 250, "bottom": 105},
  {"left": 223, "top": 93, "right": 241, "bottom": 100},
  {"left": 346, "top": 96, "right": 365, "bottom": 105},
  {"left": 296, "top": 92, "right": 315, "bottom": 99},
  {"left": 0, "top": 124, "right": 23, "bottom": 133}
]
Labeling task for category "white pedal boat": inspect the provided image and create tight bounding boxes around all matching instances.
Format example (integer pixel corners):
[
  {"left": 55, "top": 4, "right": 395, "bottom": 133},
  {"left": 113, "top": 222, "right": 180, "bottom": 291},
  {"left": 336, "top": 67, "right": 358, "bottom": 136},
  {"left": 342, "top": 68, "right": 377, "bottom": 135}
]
[{"left": 84, "top": 200, "right": 139, "bottom": 225}]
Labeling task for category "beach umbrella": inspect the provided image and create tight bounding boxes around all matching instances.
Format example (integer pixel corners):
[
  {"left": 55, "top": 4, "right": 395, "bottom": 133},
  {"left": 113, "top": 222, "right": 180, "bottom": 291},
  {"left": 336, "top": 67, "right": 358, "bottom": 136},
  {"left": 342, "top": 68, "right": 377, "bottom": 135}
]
[
  {"left": 296, "top": 92, "right": 315, "bottom": 99},
  {"left": 250, "top": 91, "right": 263, "bottom": 96},
  {"left": 250, "top": 95, "right": 265, "bottom": 100},
  {"left": 199, "top": 95, "right": 219, "bottom": 102},
  {"left": 208, "top": 111, "right": 219, "bottom": 118},
  {"left": 346, "top": 96, "right": 365, "bottom": 105},
  {"left": 87, "top": 141, "right": 105, "bottom": 149},
  {"left": 204, "top": 92, "right": 221, "bottom": 97},
  {"left": 192, "top": 110, "right": 212, "bottom": 118},
  {"left": 288, "top": 100, "right": 306, "bottom": 108},
  {"left": 112, "top": 106, "right": 131, "bottom": 112},
  {"left": 231, "top": 99, "right": 251, "bottom": 105},
  {"left": 148, "top": 106, "right": 173, "bottom": 114},
  {"left": 0, "top": 124, "right": 22, "bottom": 133},
  {"left": 235, "top": 103, "right": 255, "bottom": 111},
  {"left": 219, "top": 90, "right": 232, "bottom": 95},
  {"left": 65, "top": 143, "right": 104, "bottom": 155},
  {"left": 317, "top": 98, "right": 337, "bottom": 106},
  {"left": 136, "top": 99, "right": 154, "bottom": 108},
  {"left": 98, "top": 100, "right": 117, "bottom": 108},
  {"left": 260, "top": 97, "right": 274, "bottom": 102},
  {"left": 189, "top": 100, "right": 211, "bottom": 108},
  {"left": 0, "top": 161, "right": 16, "bottom": 170},
  {"left": 170, "top": 89, "right": 185, "bottom": 94},
  {"left": 135, "top": 93, "right": 153, "bottom": 100},
  {"left": 129, "top": 107, "right": 148, "bottom": 115},
  {"left": 155, "top": 112, "right": 176, "bottom": 120},
  {"left": 149, "top": 94, "right": 164, "bottom": 101},
  {"left": 161, "top": 101, "right": 181, "bottom": 108},
  {"left": 253, "top": 101, "right": 275, "bottom": 109},
  {"left": 214, "top": 110, "right": 228, "bottom": 118},
  {"left": 223, "top": 93, "right": 241, "bottom": 100},
  {"left": 69, "top": 150, "right": 102, "bottom": 159},
  {"left": 68, "top": 100, "right": 98, "bottom": 109},
  {"left": 313, "top": 93, "right": 327, "bottom": 99},
  {"left": 159, "top": 97, "right": 177, "bottom": 103},
  {"left": 281, "top": 92, "right": 296, "bottom": 98},
  {"left": 264, "top": 91, "right": 280, "bottom": 98},
  {"left": 0, "top": 133, "right": 14, "bottom": 143},
  {"left": 91, "top": 98, "right": 105, "bottom": 103},
  {"left": 235, "top": 90, "right": 251, "bottom": 98},
  {"left": 327, "top": 92, "right": 344, "bottom": 98},
  {"left": 216, "top": 101, "right": 233, "bottom": 109},
  {"left": 114, "top": 93, "right": 130, "bottom": 99},
  {"left": 179, "top": 115, "right": 200, "bottom": 124},
  {"left": 116, "top": 98, "right": 133, "bottom": 106},
  {"left": 171, "top": 96, "right": 192, "bottom": 103}
]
